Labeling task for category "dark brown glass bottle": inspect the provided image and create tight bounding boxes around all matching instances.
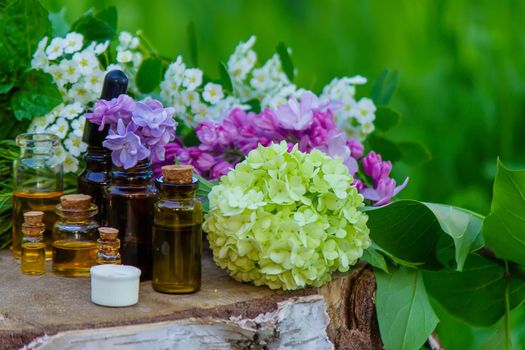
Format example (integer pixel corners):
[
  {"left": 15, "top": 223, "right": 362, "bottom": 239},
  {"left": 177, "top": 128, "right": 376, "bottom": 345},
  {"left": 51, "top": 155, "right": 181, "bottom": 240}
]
[
  {"left": 106, "top": 160, "right": 157, "bottom": 281},
  {"left": 152, "top": 165, "right": 202, "bottom": 293},
  {"left": 78, "top": 70, "right": 128, "bottom": 224}
]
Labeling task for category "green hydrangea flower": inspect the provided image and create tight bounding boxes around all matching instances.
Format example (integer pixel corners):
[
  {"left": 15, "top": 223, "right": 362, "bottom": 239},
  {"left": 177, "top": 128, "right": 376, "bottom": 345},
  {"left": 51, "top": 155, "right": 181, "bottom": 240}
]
[{"left": 204, "top": 141, "right": 371, "bottom": 290}]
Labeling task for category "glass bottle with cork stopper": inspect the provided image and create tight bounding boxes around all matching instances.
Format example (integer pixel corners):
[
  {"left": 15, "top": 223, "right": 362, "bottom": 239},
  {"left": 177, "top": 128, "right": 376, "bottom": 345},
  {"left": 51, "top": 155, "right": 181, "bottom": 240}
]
[
  {"left": 52, "top": 194, "right": 99, "bottom": 277},
  {"left": 78, "top": 70, "right": 128, "bottom": 225},
  {"left": 12, "top": 133, "right": 63, "bottom": 260},
  {"left": 20, "top": 211, "right": 46, "bottom": 275},
  {"left": 97, "top": 227, "right": 121, "bottom": 265},
  {"left": 152, "top": 164, "right": 202, "bottom": 294}
]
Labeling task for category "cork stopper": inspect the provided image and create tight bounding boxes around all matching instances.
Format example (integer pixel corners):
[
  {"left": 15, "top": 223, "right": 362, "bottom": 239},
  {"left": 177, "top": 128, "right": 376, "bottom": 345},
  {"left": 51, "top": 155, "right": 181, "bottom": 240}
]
[
  {"left": 162, "top": 164, "right": 194, "bottom": 184},
  {"left": 23, "top": 211, "right": 44, "bottom": 225},
  {"left": 60, "top": 194, "right": 92, "bottom": 210},
  {"left": 22, "top": 211, "right": 44, "bottom": 237},
  {"left": 99, "top": 227, "right": 119, "bottom": 241}
]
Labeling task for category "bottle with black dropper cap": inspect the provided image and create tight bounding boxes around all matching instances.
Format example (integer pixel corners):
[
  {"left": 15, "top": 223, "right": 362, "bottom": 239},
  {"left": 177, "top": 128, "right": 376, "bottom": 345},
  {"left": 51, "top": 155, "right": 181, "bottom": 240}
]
[{"left": 78, "top": 70, "right": 128, "bottom": 225}]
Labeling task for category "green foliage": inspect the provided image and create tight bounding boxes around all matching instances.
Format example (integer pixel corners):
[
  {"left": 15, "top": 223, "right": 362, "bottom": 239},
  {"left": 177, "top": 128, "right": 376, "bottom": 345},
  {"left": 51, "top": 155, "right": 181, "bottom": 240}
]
[
  {"left": 71, "top": 6, "right": 117, "bottom": 43},
  {"left": 370, "top": 69, "right": 398, "bottom": 105},
  {"left": 218, "top": 61, "right": 232, "bottom": 94},
  {"left": 0, "top": 0, "right": 51, "bottom": 72},
  {"left": 483, "top": 160, "right": 525, "bottom": 266},
  {"left": 423, "top": 255, "right": 525, "bottom": 327},
  {"left": 49, "top": 8, "right": 70, "bottom": 37},
  {"left": 136, "top": 57, "right": 163, "bottom": 93},
  {"left": 11, "top": 70, "right": 62, "bottom": 120},
  {"left": 397, "top": 141, "right": 432, "bottom": 166},
  {"left": 361, "top": 244, "right": 388, "bottom": 273},
  {"left": 374, "top": 106, "right": 401, "bottom": 132},
  {"left": 276, "top": 42, "right": 294, "bottom": 82},
  {"left": 187, "top": 21, "right": 198, "bottom": 66},
  {"left": 366, "top": 200, "right": 483, "bottom": 271},
  {"left": 375, "top": 267, "right": 438, "bottom": 350}
]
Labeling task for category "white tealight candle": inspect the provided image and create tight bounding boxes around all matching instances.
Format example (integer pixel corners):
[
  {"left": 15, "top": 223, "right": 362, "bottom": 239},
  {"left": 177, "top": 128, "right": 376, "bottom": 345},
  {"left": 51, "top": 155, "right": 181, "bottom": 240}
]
[{"left": 90, "top": 265, "right": 141, "bottom": 307}]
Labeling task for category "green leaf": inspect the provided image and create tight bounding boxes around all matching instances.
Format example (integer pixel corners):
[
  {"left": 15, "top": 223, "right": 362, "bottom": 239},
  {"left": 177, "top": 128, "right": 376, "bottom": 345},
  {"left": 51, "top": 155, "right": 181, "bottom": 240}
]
[
  {"left": 10, "top": 69, "right": 62, "bottom": 121},
  {"left": 366, "top": 134, "right": 402, "bottom": 162},
  {"left": 71, "top": 6, "right": 117, "bottom": 44},
  {"left": 187, "top": 21, "right": 198, "bottom": 66},
  {"left": 276, "top": 42, "right": 295, "bottom": 82},
  {"left": 423, "top": 254, "right": 525, "bottom": 327},
  {"left": 366, "top": 200, "right": 484, "bottom": 271},
  {"left": 0, "top": 0, "right": 51, "bottom": 71},
  {"left": 399, "top": 141, "right": 432, "bottom": 166},
  {"left": 375, "top": 267, "right": 439, "bottom": 350},
  {"left": 483, "top": 159, "right": 525, "bottom": 266},
  {"left": 370, "top": 69, "right": 399, "bottom": 105},
  {"left": 374, "top": 106, "right": 401, "bottom": 131},
  {"left": 361, "top": 244, "right": 388, "bottom": 272},
  {"left": 0, "top": 81, "right": 14, "bottom": 94},
  {"left": 218, "top": 61, "right": 233, "bottom": 94},
  {"left": 136, "top": 57, "right": 163, "bottom": 93},
  {"left": 49, "top": 8, "right": 70, "bottom": 37}
]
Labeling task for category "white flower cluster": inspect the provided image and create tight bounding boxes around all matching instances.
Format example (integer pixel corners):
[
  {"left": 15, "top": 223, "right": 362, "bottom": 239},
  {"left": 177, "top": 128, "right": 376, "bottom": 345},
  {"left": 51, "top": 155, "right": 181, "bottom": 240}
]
[
  {"left": 160, "top": 56, "right": 246, "bottom": 126},
  {"left": 227, "top": 36, "right": 294, "bottom": 108},
  {"left": 226, "top": 37, "right": 377, "bottom": 141},
  {"left": 28, "top": 31, "right": 142, "bottom": 173},
  {"left": 112, "top": 31, "right": 143, "bottom": 94},
  {"left": 321, "top": 77, "right": 377, "bottom": 141}
]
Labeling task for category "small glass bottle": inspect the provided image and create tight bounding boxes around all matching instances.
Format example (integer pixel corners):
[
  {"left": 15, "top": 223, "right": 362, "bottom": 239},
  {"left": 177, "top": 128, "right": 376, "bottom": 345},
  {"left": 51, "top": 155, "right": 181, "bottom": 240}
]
[
  {"left": 152, "top": 165, "right": 202, "bottom": 294},
  {"left": 96, "top": 227, "right": 121, "bottom": 264},
  {"left": 78, "top": 70, "right": 128, "bottom": 225},
  {"left": 106, "top": 159, "right": 157, "bottom": 281},
  {"left": 13, "top": 133, "right": 63, "bottom": 260},
  {"left": 52, "top": 194, "right": 99, "bottom": 277},
  {"left": 20, "top": 211, "right": 46, "bottom": 275}
]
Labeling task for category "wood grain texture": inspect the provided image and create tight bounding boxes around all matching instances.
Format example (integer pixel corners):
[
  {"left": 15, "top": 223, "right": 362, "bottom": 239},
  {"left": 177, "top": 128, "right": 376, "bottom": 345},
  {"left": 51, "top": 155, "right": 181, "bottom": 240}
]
[{"left": 0, "top": 248, "right": 381, "bottom": 349}]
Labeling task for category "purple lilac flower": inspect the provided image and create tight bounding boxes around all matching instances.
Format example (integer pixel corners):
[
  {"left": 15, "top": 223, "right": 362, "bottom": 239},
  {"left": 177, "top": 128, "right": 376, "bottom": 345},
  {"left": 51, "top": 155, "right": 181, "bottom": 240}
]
[
  {"left": 362, "top": 177, "right": 409, "bottom": 206},
  {"left": 273, "top": 91, "right": 319, "bottom": 131},
  {"left": 103, "top": 119, "right": 150, "bottom": 169},
  {"left": 347, "top": 139, "right": 364, "bottom": 159},
  {"left": 86, "top": 94, "right": 136, "bottom": 130}
]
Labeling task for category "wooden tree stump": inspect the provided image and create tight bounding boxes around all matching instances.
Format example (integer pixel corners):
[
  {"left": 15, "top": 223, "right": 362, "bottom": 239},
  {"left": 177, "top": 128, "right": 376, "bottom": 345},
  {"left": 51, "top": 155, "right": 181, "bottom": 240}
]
[{"left": 0, "top": 248, "right": 381, "bottom": 349}]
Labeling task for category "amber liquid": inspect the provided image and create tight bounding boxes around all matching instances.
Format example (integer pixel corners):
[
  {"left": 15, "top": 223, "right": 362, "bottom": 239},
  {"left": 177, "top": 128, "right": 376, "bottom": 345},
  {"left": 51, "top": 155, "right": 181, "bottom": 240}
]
[
  {"left": 21, "top": 242, "right": 46, "bottom": 275},
  {"left": 52, "top": 240, "right": 97, "bottom": 277},
  {"left": 152, "top": 224, "right": 202, "bottom": 293},
  {"left": 107, "top": 194, "right": 156, "bottom": 280},
  {"left": 12, "top": 191, "right": 62, "bottom": 260}
]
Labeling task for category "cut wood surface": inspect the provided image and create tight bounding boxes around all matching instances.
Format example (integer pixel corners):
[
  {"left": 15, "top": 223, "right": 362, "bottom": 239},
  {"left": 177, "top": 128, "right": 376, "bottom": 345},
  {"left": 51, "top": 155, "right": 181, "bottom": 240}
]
[{"left": 0, "top": 248, "right": 381, "bottom": 350}]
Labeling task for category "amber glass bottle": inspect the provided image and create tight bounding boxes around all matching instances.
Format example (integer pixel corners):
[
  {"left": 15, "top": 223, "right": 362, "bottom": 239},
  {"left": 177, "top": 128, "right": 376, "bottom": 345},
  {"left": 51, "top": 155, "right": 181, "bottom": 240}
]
[
  {"left": 20, "top": 211, "right": 46, "bottom": 275},
  {"left": 52, "top": 194, "right": 99, "bottom": 277},
  {"left": 152, "top": 165, "right": 202, "bottom": 294},
  {"left": 78, "top": 70, "right": 128, "bottom": 225},
  {"left": 106, "top": 160, "right": 157, "bottom": 281}
]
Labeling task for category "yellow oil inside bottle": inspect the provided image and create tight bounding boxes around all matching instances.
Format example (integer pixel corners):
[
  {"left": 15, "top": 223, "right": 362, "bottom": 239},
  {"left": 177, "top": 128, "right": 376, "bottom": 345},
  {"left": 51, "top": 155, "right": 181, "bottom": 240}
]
[
  {"left": 12, "top": 191, "right": 62, "bottom": 260},
  {"left": 52, "top": 240, "right": 97, "bottom": 277},
  {"left": 21, "top": 242, "right": 46, "bottom": 275}
]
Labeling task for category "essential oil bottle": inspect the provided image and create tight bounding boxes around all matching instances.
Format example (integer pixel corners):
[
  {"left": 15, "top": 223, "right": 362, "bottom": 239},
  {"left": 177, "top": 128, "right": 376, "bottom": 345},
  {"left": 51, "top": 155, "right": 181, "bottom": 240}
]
[
  {"left": 20, "top": 211, "right": 46, "bottom": 275},
  {"left": 78, "top": 70, "right": 128, "bottom": 224},
  {"left": 96, "top": 227, "right": 121, "bottom": 265},
  {"left": 52, "top": 194, "right": 99, "bottom": 277},
  {"left": 152, "top": 165, "right": 202, "bottom": 294}
]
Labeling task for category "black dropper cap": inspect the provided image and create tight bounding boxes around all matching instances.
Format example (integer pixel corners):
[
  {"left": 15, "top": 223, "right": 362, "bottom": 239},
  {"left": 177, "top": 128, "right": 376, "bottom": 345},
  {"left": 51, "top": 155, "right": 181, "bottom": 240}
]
[{"left": 82, "top": 70, "right": 129, "bottom": 147}]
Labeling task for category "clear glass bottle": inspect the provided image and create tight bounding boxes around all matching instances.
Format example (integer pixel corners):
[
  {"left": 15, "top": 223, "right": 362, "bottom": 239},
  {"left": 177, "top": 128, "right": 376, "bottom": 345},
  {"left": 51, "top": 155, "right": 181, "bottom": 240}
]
[
  {"left": 78, "top": 70, "right": 128, "bottom": 225},
  {"left": 106, "top": 160, "right": 157, "bottom": 281},
  {"left": 152, "top": 165, "right": 202, "bottom": 294},
  {"left": 21, "top": 211, "right": 46, "bottom": 275},
  {"left": 13, "top": 133, "right": 63, "bottom": 260},
  {"left": 52, "top": 194, "right": 99, "bottom": 277},
  {"left": 96, "top": 227, "right": 121, "bottom": 264}
]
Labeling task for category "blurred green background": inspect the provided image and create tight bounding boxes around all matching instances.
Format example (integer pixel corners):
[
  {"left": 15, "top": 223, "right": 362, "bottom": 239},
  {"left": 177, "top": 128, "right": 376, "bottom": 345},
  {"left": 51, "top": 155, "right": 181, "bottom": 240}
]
[{"left": 40, "top": 0, "right": 525, "bottom": 214}]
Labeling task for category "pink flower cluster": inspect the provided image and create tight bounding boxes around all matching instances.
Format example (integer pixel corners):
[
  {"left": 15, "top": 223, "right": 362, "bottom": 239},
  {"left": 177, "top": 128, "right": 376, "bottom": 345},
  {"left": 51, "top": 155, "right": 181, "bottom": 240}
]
[
  {"left": 86, "top": 95, "right": 177, "bottom": 169},
  {"left": 153, "top": 91, "right": 407, "bottom": 205},
  {"left": 361, "top": 151, "right": 409, "bottom": 205}
]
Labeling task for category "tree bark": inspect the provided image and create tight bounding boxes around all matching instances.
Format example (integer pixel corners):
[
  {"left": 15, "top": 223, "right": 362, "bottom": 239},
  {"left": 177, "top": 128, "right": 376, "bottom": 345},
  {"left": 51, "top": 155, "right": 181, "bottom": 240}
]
[{"left": 0, "top": 249, "right": 382, "bottom": 350}]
